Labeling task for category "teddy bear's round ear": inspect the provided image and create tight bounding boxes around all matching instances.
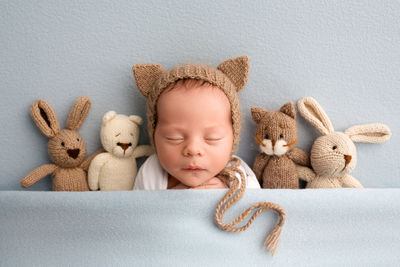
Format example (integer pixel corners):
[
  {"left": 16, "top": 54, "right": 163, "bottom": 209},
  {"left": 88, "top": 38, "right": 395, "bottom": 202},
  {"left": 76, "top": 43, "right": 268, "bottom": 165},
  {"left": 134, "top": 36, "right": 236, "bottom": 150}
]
[
  {"left": 129, "top": 115, "right": 143, "bottom": 126},
  {"left": 102, "top": 111, "right": 117, "bottom": 124}
]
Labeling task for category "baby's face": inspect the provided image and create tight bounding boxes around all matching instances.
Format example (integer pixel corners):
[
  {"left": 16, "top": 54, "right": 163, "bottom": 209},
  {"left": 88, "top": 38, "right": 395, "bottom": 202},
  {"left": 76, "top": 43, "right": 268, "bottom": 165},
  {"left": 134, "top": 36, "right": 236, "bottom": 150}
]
[{"left": 154, "top": 82, "right": 233, "bottom": 187}]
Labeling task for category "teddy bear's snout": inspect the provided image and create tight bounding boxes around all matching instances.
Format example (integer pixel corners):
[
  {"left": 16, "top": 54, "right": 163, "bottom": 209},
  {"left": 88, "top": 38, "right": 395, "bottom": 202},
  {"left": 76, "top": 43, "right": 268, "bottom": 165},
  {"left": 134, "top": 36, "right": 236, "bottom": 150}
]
[{"left": 117, "top": 142, "right": 132, "bottom": 151}]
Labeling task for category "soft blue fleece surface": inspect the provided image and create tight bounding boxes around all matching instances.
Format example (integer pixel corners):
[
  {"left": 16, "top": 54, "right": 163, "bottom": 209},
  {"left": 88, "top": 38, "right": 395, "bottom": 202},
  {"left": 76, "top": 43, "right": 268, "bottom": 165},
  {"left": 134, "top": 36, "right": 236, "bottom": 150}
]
[{"left": 1, "top": 189, "right": 399, "bottom": 267}]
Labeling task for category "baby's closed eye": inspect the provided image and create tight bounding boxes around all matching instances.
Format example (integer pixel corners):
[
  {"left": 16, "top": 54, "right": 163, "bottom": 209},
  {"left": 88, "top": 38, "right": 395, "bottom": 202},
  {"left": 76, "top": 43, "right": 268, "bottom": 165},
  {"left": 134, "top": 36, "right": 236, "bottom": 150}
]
[
  {"left": 205, "top": 136, "right": 224, "bottom": 143},
  {"left": 166, "top": 136, "right": 184, "bottom": 140}
]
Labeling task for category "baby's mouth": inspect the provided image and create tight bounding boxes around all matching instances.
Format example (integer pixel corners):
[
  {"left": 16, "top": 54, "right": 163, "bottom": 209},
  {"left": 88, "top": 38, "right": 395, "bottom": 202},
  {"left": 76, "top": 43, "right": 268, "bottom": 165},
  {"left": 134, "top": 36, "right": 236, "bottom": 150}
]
[{"left": 182, "top": 166, "right": 205, "bottom": 172}]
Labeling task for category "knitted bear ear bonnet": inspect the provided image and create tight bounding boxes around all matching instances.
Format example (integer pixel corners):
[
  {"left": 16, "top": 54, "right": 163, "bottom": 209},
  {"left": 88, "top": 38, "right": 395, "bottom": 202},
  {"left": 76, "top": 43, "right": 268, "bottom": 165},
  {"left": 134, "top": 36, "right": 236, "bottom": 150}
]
[{"left": 132, "top": 55, "right": 250, "bottom": 153}]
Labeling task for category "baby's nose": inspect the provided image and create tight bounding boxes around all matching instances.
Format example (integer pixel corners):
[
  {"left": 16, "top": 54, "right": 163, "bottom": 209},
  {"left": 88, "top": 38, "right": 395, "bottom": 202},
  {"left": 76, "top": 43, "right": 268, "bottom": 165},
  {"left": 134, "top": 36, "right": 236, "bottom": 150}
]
[{"left": 183, "top": 140, "right": 204, "bottom": 157}]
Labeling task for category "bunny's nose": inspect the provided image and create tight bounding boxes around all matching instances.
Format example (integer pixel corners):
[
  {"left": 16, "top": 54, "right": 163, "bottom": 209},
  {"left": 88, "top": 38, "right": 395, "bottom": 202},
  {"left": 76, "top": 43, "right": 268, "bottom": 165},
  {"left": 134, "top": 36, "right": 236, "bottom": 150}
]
[
  {"left": 67, "top": 149, "right": 80, "bottom": 159},
  {"left": 117, "top": 142, "right": 132, "bottom": 151},
  {"left": 344, "top": 154, "right": 352, "bottom": 166}
]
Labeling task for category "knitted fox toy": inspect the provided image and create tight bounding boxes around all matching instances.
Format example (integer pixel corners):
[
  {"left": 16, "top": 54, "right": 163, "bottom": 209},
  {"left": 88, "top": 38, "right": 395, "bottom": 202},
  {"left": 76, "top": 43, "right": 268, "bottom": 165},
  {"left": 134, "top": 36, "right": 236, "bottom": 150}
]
[{"left": 252, "top": 102, "right": 309, "bottom": 189}]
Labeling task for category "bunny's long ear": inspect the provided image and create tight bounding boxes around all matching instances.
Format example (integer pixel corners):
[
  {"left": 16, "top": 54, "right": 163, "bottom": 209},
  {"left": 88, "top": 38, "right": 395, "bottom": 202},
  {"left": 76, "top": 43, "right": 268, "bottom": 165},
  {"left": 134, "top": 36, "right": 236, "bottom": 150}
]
[
  {"left": 345, "top": 123, "right": 392, "bottom": 143},
  {"left": 217, "top": 55, "right": 250, "bottom": 92},
  {"left": 297, "top": 97, "right": 334, "bottom": 136},
  {"left": 133, "top": 64, "right": 166, "bottom": 97},
  {"left": 66, "top": 96, "right": 91, "bottom": 131},
  {"left": 30, "top": 100, "right": 60, "bottom": 138}
]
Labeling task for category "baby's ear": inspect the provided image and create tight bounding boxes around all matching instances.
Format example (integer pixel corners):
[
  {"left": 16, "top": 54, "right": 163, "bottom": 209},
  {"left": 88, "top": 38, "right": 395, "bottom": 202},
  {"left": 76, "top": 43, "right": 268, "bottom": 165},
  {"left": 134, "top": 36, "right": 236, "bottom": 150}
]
[
  {"left": 251, "top": 107, "right": 267, "bottom": 124},
  {"left": 345, "top": 123, "right": 392, "bottom": 143},
  {"left": 133, "top": 64, "right": 166, "bottom": 97},
  {"left": 280, "top": 101, "right": 296, "bottom": 119},
  {"left": 217, "top": 55, "right": 250, "bottom": 92}
]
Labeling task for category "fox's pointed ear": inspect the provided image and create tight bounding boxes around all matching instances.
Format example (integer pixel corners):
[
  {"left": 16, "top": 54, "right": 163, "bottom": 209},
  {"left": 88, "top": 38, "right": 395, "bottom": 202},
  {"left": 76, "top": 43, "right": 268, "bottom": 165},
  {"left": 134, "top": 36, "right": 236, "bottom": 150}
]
[
  {"left": 133, "top": 64, "right": 166, "bottom": 97},
  {"left": 251, "top": 107, "right": 268, "bottom": 124},
  {"left": 217, "top": 55, "right": 250, "bottom": 92},
  {"left": 280, "top": 101, "right": 296, "bottom": 119}
]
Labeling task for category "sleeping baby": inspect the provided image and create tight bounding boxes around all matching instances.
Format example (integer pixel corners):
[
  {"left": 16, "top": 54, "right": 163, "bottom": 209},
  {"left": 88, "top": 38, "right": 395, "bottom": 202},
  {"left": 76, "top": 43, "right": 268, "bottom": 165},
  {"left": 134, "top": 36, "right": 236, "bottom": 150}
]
[{"left": 132, "top": 56, "right": 260, "bottom": 190}]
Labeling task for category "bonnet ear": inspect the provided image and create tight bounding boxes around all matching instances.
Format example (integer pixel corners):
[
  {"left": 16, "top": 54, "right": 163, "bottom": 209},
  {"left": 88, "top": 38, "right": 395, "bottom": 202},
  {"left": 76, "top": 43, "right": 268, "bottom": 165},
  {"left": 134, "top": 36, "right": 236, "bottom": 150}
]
[
  {"left": 297, "top": 97, "right": 334, "bottom": 136},
  {"left": 133, "top": 64, "right": 166, "bottom": 97},
  {"left": 251, "top": 107, "right": 268, "bottom": 124},
  {"left": 129, "top": 115, "right": 143, "bottom": 126},
  {"left": 217, "top": 55, "right": 250, "bottom": 92},
  {"left": 280, "top": 101, "right": 296, "bottom": 119},
  {"left": 30, "top": 100, "right": 61, "bottom": 138},
  {"left": 66, "top": 96, "right": 91, "bottom": 131},
  {"left": 345, "top": 123, "right": 392, "bottom": 143}
]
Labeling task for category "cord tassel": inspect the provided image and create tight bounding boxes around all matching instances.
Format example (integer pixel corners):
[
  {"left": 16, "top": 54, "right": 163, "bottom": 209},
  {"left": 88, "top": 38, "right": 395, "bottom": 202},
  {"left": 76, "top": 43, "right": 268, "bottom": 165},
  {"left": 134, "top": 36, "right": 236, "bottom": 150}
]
[{"left": 214, "top": 157, "right": 286, "bottom": 255}]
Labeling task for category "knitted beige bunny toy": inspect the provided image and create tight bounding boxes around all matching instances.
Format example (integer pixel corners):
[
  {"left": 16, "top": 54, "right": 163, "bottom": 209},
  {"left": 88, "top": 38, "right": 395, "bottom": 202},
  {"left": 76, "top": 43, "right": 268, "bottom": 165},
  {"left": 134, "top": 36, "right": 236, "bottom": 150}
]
[
  {"left": 20, "top": 96, "right": 101, "bottom": 191},
  {"left": 296, "top": 97, "right": 391, "bottom": 188}
]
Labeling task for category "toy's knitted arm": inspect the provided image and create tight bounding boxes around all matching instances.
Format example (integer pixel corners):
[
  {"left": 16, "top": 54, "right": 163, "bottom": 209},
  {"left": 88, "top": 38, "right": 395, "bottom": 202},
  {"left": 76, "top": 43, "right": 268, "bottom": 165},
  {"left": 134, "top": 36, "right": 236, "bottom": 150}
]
[
  {"left": 296, "top": 165, "right": 315, "bottom": 183},
  {"left": 341, "top": 174, "right": 363, "bottom": 188},
  {"left": 80, "top": 148, "right": 105, "bottom": 171},
  {"left": 252, "top": 153, "right": 270, "bottom": 182},
  {"left": 20, "top": 164, "right": 57, "bottom": 188},
  {"left": 287, "top": 147, "right": 310, "bottom": 166},
  {"left": 87, "top": 152, "right": 109, "bottom": 191},
  {"left": 132, "top": 145, "right": 154, "bottom": 159}
]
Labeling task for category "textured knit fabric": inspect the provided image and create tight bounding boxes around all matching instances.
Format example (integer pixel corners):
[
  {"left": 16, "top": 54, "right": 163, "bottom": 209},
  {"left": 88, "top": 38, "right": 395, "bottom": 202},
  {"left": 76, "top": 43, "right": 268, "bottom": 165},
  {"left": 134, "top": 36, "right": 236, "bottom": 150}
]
[
  {"left": 20, "top": 96, "right": 100, "bottom": 191},
  {"left": 297, "top": 97, "right": 392, "bottom": 188},
  {"left": 134, "top": 154, "right": 260, "bottom": 190},
  {"left": 88, "top": 111, "right": 153, "bottom": 191},
  {"left": 251, "top": 103, "right": 309, "bottom": 189},
  {"left": 133, "top": 55, "right": 249, "bottom": 153}
]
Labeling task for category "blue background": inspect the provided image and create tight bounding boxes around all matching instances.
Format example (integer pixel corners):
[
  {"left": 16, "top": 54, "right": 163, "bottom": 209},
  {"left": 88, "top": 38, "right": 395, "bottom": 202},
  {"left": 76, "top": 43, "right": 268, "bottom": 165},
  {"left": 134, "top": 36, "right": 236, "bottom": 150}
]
[{"left": 1, "top": 1, "right": 400, "bottom": 266}]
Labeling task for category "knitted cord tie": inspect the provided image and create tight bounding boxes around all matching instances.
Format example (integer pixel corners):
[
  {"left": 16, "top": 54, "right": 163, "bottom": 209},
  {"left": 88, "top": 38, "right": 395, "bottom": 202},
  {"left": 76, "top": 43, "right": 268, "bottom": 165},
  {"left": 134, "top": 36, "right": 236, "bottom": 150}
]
[{"left": 214, "top": 157, "right": 286, "bottom": 255}]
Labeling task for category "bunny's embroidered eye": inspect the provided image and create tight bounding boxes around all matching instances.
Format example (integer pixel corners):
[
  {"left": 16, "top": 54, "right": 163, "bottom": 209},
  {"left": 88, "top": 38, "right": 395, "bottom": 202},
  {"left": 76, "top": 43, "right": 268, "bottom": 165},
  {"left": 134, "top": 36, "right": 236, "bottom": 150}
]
[
  {"left": 61, "top": 142, "right": 65, "bottom": 147},
  {"left": 77, "top": 138, "right": 80, "bottom": 142},
  {"left": 265, "top": 134, "right": 269, "bottom": 139},
  {"left": 332, "top": 145, "right": 337, "bottom": 150},
  {"left": 280, "top": 134, "right": 284, "bottom": 138}
]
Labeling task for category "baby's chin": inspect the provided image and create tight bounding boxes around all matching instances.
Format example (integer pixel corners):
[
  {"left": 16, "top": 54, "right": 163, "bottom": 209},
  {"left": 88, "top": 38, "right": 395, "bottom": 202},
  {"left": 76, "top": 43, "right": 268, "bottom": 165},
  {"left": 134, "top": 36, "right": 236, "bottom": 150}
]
[{"left": 175, "top": 174, "right": 213, "bottom": 188}]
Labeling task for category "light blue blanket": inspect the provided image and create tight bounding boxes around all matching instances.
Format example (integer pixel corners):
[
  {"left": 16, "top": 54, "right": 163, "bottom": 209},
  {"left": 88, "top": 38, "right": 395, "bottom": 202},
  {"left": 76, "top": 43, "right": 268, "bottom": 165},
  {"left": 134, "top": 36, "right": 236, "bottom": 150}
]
[{"left": 1, "top": 189, "right": 399, "bottom": 266}]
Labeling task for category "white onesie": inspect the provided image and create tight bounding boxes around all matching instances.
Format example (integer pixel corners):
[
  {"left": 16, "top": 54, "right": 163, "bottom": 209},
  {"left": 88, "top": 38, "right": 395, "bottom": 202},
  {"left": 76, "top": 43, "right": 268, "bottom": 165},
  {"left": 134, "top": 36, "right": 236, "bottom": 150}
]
[{"left": 134, "top": 154, "right": 261, "bottom": 190}]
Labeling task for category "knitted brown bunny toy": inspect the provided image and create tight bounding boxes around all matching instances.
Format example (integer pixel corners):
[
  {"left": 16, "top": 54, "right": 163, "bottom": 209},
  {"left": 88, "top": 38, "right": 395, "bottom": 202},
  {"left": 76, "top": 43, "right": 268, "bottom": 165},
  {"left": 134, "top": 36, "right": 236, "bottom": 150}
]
[
  {"left": 20, "top": 96, "right": 100, "bottom": 191},
  {"left": 252, "top": 102, "right": 309, "bottom": 189}
]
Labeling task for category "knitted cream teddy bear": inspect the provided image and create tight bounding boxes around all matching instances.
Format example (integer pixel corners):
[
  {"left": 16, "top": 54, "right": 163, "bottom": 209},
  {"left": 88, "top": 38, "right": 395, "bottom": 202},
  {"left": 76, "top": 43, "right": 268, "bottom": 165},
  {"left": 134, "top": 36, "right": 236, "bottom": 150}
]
[
  {"left": 296, "top": 97, "right": 391, "bottom": 188},
  {"left": 88, "top": 111, "right": 153, "bottom": 191},
  {"left": 252, "top": 102, "right": 309, "bottom": 189}
]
